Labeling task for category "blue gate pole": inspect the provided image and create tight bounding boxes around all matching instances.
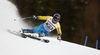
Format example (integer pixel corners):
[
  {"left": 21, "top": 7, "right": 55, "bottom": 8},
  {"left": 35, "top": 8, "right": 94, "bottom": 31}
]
[
  {"left": 96, "top": 40, "right": 98, "bottom": 49},
  {"left": 84, "top": 36, "right": 88, "bottom": 46}
]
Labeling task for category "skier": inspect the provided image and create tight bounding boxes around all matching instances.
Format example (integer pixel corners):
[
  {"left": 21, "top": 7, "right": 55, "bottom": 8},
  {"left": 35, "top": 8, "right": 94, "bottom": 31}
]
[{"left": 18, "top": 13, "right": 62, "bottom": 40}]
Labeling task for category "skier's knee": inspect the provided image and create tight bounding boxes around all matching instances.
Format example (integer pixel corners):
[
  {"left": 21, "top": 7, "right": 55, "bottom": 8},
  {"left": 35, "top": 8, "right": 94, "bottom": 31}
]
[
  {"left": 33, "top": 27, "right": 39, "bottom": 33},
  {"left": 39, "top": 33, "right": 45, "bottom": 37}
]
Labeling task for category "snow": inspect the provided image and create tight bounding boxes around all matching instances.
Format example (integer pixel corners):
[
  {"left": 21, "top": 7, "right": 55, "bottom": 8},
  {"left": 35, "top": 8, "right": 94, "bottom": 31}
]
[{"left": 0, "top": 0, "right": 100, "bottom": 55}]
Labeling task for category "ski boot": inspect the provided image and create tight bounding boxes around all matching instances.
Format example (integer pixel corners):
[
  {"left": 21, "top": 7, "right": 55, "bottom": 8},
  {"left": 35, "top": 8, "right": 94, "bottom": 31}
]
[
  {"left": 17, "top": 28, "right": 27, "bottom": 38},
  {"left": 30, "top": 33, "right": 39, "bottom": 38},
  {"left": 17, "top": 28, "right": 23, "bottom": 34}
]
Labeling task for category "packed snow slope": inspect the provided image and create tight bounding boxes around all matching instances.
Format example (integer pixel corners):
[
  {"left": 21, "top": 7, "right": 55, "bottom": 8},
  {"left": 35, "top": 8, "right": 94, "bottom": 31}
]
[{"left": 0, "top": 0, "right": 100, "bottom": 55}]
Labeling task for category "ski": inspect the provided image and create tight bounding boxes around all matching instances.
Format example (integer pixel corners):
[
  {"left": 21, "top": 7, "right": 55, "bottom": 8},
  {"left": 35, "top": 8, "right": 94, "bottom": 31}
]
[
  {"left": 23, "top": 34, "right": 50, "bottom": 43},
  {"left": 7, "top": 30, "right": 50, "bottom": 43}
]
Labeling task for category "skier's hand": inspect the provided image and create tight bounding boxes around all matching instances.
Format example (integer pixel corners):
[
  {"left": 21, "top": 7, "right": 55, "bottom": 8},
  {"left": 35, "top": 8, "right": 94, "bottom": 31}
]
[
  {"left": 31, "top": 15, "right": 36, "bottom": 20},
  {"left": 57, "top": 36, "right": 61, "bottom": 40}
]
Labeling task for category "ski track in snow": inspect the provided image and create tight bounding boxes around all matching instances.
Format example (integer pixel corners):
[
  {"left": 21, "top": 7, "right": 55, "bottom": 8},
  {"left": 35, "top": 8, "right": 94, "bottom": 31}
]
[{"left": 0, "top": 0, "right": 100, "bottom": 55}]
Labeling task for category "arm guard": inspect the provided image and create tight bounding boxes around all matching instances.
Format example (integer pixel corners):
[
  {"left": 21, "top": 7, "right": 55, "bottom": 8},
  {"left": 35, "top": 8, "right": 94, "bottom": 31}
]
[{"left": 36, "top": 16, "right": 51, "bottom": 20}]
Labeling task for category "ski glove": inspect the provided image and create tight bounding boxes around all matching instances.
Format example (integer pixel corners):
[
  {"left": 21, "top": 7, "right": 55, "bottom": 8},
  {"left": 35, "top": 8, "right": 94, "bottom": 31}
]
[
  {"left": 31, "top": 15, "right": 36, "bottom": 20},
  {"left": 57, "top": 36, "right": 61, "bottom": 40}
]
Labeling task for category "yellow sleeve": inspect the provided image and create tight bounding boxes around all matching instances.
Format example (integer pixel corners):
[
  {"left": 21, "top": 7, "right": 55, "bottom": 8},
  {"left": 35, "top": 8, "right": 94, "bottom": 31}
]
[
  {"left": 56, "top": 24, "right": 62, "bottom": 36},
  {"left": 37, "top": 16, "right": 51, "bottom": 20}
]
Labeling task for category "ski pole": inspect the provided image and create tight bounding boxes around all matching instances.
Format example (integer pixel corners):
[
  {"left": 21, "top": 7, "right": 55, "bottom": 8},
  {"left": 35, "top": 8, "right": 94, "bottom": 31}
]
[{"left": 21, "top": 17, "right": 32, "bottom": 20}]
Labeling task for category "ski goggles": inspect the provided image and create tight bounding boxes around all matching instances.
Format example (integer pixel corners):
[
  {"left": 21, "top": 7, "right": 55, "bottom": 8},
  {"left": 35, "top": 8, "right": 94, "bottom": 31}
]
[{"left": 53, "top": 17, "right": 60, "bottom": 22}]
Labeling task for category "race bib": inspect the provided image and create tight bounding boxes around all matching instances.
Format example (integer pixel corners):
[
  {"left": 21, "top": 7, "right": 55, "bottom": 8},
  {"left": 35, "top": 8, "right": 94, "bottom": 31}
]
[{"left": 44, "top": 17, "right": 59, "bottom": 32}]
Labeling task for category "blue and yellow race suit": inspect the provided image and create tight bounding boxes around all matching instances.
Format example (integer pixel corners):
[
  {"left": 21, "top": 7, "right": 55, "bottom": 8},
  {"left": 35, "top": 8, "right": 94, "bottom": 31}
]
[{"left": 23, "top": 16, "right": 62, "bottom": 37}]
